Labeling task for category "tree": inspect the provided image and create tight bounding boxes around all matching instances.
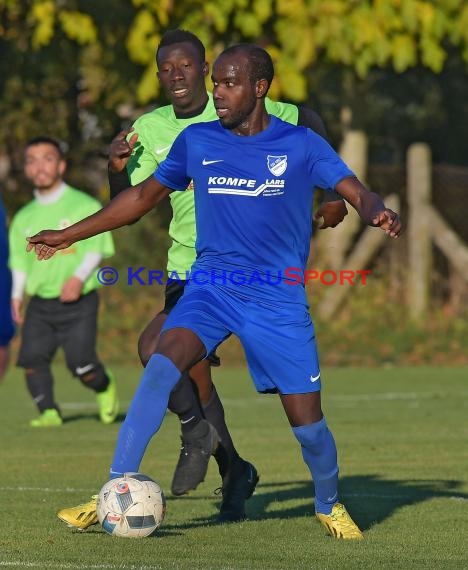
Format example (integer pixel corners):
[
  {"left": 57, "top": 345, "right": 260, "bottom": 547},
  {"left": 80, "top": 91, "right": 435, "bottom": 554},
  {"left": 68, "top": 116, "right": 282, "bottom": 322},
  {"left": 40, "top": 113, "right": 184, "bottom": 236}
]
[{"left": 1, "top": 0, "right": 467, "bottom": 188}]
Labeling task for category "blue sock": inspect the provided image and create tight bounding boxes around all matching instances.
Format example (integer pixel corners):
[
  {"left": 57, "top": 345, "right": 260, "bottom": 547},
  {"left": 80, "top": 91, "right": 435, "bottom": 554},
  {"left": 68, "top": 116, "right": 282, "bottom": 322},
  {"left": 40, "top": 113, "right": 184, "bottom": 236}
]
[
  {"left": 110, "top": 354, "right": 181, "bottom": 475},
  {"left": 292, "top": 418, "right": 339, "bottom": 515}
]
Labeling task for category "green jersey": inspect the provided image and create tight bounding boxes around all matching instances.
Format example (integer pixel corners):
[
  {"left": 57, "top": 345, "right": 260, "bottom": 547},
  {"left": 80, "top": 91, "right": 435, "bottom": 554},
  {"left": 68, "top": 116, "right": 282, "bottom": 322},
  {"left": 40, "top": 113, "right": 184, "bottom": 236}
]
[
  {"left": 9, "top": 185, "right": 114, "bottom": 298},
  {"left": 127, "top": 93, "right": 298, "bottom": 274}
]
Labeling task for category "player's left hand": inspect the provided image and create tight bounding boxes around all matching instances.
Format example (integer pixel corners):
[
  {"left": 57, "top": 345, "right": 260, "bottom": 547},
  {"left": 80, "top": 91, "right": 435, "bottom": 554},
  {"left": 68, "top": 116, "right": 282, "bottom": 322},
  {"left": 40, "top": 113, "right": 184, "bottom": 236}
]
[
  {"left": 26, "top": 229, "right": 72, "bottom": 260},
  {"left": 314, "top": 200, "right": 348, "bottom": 229},
  {"left": 372, "top": 209, "right": 402, "bottom": 238},
  {"left": 60, "top": 276, "right": 83, "bottom": 303}
]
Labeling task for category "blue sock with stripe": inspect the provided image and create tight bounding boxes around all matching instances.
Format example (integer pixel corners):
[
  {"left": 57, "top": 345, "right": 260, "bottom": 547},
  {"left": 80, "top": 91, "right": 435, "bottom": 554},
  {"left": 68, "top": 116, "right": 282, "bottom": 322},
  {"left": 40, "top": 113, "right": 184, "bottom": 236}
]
[
  {"left": 292, "top": 418, "right": 339, "bottom": 515},
  {"left": 110, "top": 354, "right": 181, "bottom": 476}
]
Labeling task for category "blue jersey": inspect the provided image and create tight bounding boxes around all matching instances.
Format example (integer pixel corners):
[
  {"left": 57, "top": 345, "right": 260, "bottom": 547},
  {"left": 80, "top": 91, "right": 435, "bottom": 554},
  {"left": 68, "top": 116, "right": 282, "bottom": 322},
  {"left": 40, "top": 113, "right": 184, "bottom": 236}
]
[{"left": 155, "top": 115, "right": 353, "bottom": 305}]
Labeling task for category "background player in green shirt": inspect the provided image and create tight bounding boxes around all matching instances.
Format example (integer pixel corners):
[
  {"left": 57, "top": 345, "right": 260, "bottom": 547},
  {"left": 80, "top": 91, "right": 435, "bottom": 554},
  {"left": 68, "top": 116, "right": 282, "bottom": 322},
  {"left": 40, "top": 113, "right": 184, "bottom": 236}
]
[
  {"left": 9, "top": 136, "right": 118, "bottom": 427},
  {"left": 57, "top": 29, "right": 348, "bottom": 528}
]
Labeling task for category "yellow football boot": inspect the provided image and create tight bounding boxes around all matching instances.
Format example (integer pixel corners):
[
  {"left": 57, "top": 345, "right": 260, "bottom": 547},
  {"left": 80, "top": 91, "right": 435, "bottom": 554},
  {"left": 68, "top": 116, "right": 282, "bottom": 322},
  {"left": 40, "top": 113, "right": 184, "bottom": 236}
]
[
  {"left": 316, "top": 503, "right": 363, "bottom": 540},
  {"left": 57, "top": 495, "right": 98, "bottom": 530}
]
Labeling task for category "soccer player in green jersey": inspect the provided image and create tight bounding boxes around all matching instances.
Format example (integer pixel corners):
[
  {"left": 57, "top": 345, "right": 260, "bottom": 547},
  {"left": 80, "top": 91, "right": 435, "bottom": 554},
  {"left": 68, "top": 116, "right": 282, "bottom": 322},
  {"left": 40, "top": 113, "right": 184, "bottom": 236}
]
[
  {"left": 9, "top": 136, "right": 118, "bottom": 427},
  {"left": 56, "top": 30, "right": 348, "bottom": 528}
]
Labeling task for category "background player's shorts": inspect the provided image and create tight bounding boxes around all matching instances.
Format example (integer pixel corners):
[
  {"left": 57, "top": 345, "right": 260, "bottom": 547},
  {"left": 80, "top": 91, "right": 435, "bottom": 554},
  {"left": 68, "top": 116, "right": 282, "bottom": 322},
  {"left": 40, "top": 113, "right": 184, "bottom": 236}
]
[
  {"left": 162, "top": 278, "right": 220, "bottom": 366},
  {"left": 161, "top": 284, "right": 321, "bottom": 394}
]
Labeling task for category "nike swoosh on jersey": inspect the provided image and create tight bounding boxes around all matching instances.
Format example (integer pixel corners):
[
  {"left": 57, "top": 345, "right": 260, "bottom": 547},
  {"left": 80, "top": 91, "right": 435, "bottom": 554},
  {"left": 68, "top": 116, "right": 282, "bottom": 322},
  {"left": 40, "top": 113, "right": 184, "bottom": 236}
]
[
  {"left": 155, "top": 146, "right": 171, "bottom": 155},
  {"left": 310, "top": 373, "right": 321, "bottom": 382},
  {"left": 202, "top": 158, "right": 224, "bottom": 165}
]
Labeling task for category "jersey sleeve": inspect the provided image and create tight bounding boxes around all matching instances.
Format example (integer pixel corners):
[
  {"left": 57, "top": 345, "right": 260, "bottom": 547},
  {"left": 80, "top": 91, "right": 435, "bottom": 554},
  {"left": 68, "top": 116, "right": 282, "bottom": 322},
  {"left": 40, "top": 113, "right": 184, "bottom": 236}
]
[
  {"left": 8, "top": 214, "right": 31, "bottom": 273},
  {"left": 126, "top": 119, "right": 159, "bottom": 186},
  {"left": 305, "top": 130, "right": 355, "bottom": 191},
  {"left": 298, "top": 107, "right": 344, "bottom": 202},
  {"left": 153, "top": 130, "right": 191, "bottom": 191}
]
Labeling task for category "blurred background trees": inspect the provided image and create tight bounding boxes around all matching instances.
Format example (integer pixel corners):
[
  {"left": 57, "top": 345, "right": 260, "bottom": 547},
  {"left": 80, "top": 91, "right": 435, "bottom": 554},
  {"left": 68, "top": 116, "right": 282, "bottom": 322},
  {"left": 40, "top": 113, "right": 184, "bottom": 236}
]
[{"left": 1, "top": 0, "right": 467, "bottom": 171}]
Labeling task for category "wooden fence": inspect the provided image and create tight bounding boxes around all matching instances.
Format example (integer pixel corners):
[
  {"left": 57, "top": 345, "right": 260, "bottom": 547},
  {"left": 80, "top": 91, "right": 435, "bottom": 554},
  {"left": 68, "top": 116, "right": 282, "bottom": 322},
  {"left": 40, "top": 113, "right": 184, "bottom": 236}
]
[{"left": 314, "top": 134, "right": 468, "bottom": 320}]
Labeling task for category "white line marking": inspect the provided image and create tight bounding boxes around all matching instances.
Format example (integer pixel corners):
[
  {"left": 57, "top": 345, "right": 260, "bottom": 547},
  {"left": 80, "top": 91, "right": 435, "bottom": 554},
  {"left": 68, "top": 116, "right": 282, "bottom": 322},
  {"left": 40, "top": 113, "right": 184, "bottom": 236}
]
[
  {"left": 329, "top": 391, "right": 468, "bottom": 403},
  {"left": 59, "top": 401, "right": 131, "bottom": 410}
]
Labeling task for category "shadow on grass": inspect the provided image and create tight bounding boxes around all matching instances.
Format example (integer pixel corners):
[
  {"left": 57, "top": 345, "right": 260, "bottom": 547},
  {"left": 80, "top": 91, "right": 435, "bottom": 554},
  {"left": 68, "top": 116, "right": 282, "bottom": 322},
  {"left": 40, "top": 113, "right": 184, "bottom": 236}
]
[{"left": 160, "top": 475, "right": 468, "bottom": 532}]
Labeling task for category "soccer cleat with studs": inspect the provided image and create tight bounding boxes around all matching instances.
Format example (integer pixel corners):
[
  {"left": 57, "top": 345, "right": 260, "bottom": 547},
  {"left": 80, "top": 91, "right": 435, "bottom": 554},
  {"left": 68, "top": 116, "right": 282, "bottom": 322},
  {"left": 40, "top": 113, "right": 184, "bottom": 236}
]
[
  {"left": 316, "top": 503, "right": 363, "bottom": 539},
  {"left": 57, "top": 495, "right": 99, "bottom": 530},
  {"left": 171, "top": 420, "right": 220, "bottom": 496},
  {"left": 217, "top": 460, "right": 259, "bottom": 523},
  {"left": 30, "top": 408, "right": 63, "bottom": 427}
]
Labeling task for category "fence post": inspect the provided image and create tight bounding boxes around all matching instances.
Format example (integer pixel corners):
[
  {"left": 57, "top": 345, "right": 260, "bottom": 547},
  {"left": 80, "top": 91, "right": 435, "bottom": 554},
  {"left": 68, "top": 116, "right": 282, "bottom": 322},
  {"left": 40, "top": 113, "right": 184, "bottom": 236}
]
[{"left": 406, "top": 143, "right": 432, "bottom": 319}]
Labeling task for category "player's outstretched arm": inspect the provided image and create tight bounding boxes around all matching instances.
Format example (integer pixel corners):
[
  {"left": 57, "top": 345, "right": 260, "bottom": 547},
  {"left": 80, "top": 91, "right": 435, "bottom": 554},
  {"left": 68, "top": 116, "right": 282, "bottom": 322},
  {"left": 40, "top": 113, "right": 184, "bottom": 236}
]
[
  {"left": 335, "top": 176, "right": 402, "bottom": 238},
  {"left": 27, "top": 176, "right": 172, "bottom": 260}
]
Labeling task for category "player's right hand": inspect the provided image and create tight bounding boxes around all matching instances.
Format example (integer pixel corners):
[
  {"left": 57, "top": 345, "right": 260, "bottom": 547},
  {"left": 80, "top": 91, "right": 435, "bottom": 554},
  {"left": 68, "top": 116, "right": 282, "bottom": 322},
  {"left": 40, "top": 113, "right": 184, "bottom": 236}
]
[
  {"left": 26, "top": 230, "right": 72, "bottom": 260},
  {"left": 108, "top": 128, "right": 139, "bottom": 173}
]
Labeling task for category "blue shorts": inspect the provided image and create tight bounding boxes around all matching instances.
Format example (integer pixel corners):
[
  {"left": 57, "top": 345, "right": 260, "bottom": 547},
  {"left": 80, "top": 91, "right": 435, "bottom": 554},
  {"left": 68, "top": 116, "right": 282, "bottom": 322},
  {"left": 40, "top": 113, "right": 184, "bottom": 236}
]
[{"left": 161, "top": 284, "right": 321, "bottom": 394}]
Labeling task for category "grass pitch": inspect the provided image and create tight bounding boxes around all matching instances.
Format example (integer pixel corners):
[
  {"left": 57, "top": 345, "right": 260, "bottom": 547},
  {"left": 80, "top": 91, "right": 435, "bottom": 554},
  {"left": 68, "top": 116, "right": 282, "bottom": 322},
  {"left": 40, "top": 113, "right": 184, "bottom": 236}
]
[{"left": 1, "top": 365, "right": 467, "bottom": 569}]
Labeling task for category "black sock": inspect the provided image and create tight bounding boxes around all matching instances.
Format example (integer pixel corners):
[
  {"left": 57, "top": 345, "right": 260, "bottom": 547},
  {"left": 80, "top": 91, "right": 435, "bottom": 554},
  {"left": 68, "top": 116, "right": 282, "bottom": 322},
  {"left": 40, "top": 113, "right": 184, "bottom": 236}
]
[
  {"left": 76, "top": 363, "right": 109, "bottom": 393},
  {"left": 168, "top": 372, "right": 203, "bottom": 435},
  {"left": 25, "top": 368, "right": 58, "bottom": 413},
  {"left": 202, "top": 386, "right": 242, "bottom": 479}
]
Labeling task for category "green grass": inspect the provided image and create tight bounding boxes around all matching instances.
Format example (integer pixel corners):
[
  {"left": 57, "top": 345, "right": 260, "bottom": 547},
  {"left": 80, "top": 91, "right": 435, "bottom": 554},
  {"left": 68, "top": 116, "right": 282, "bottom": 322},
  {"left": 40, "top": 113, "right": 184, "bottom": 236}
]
[{"left": 1, "top": 365, "right": 467, "bottom": 569}]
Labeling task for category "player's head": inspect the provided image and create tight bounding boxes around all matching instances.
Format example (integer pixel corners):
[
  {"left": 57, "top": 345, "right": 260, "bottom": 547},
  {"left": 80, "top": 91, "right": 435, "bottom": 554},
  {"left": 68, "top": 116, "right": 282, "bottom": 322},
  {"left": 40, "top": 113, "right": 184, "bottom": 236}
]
[
  {"left": 24, "top": 136, "right": 67, "bottom": 191},
  {"left": 156, "top": 29, "right": 209, "bottom": 114},
  {"left": 212, "top": 44, "right": 274, "bottom": 130}
]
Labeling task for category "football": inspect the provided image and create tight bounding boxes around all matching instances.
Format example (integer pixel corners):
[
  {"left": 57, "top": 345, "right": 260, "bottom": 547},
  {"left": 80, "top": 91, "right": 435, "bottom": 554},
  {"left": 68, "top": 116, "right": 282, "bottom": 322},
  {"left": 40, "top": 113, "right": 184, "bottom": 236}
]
[{"left": 97, "top": 472, "right": 166, "bottom": 538}]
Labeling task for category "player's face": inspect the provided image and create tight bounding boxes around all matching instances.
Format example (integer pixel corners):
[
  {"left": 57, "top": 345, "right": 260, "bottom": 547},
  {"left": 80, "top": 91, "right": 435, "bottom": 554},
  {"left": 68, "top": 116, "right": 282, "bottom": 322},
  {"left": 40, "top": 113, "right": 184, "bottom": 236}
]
[
  {"left": 24, "top": 143, "right": 66, "bottom": 191},
  {"left": 211, "top": 53, "right": 258, "bottom": 131},
  {"left": 157, "top": 42, "right": 209, "bottom": 114}
]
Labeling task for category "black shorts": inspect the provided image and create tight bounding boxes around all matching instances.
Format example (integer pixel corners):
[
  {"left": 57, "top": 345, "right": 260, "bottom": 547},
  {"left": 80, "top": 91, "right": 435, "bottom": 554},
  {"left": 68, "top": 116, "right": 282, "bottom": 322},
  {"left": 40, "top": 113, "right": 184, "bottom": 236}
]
[
  {"left": 161, "top": 279, "right": 220, "bottom": 367},
  {"left": 17, "top": 291, "right": 102, "bottom": 372}
]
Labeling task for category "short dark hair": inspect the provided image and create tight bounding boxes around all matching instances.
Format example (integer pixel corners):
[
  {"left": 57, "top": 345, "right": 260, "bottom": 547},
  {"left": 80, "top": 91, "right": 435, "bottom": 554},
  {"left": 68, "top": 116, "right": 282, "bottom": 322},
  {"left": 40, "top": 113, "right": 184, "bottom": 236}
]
[
  {"left": 220, "top": 44, "right": 274, "bottom": 87},
  {"left": 25, "top": 136, "right": 67, "bottom": 158},
  {"left": 156, "top": 29, "right": 205, "bottom": 63}
]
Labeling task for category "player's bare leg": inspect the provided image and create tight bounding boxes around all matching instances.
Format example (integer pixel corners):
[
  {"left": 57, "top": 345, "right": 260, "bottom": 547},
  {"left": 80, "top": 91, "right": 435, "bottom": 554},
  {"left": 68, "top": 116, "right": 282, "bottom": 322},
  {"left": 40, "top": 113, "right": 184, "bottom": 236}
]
[{"left": 280, "top": 392, "right": 362, "bottom": 539}]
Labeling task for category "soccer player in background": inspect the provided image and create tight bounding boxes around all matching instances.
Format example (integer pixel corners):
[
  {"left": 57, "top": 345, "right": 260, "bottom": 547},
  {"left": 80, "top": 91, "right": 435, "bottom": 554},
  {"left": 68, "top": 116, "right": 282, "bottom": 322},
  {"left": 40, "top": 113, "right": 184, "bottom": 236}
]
[
  {"left": 0, "top": 194, "right": 15, "bottom": 380},
  {"left": 9, "top": 136, "right": 118, "bottom": 426},
  {"left": 57, "top": 29, "right": 349, "bottom": 529},
  {"left": 28, "top": 44, "right": 401, "bottom": 538}
]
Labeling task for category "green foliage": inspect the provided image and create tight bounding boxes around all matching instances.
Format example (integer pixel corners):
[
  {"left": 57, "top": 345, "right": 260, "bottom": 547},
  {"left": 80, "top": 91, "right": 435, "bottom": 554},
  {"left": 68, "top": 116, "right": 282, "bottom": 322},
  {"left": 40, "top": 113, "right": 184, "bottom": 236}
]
[{"left": 1, "top": 0, "right": 466, "bottom": 154}]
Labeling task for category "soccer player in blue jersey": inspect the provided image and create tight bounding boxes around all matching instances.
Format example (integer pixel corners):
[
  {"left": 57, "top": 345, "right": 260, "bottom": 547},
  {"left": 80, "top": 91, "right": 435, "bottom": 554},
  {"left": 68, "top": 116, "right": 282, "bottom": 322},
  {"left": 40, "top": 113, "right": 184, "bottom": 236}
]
[
  {"left": 28, "top": 43, "right": 401, "bottom": 538},
  {"left": 106, "top": 30, "right": 347, "bottom": 506}
]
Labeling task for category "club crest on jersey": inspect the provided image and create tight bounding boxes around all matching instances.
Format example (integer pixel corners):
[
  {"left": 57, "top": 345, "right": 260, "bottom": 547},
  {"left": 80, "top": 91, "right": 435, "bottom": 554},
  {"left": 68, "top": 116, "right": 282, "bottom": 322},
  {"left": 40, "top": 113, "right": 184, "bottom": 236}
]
[{"left": 267, "top": 155, "right": 287, "bottom": 176}]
